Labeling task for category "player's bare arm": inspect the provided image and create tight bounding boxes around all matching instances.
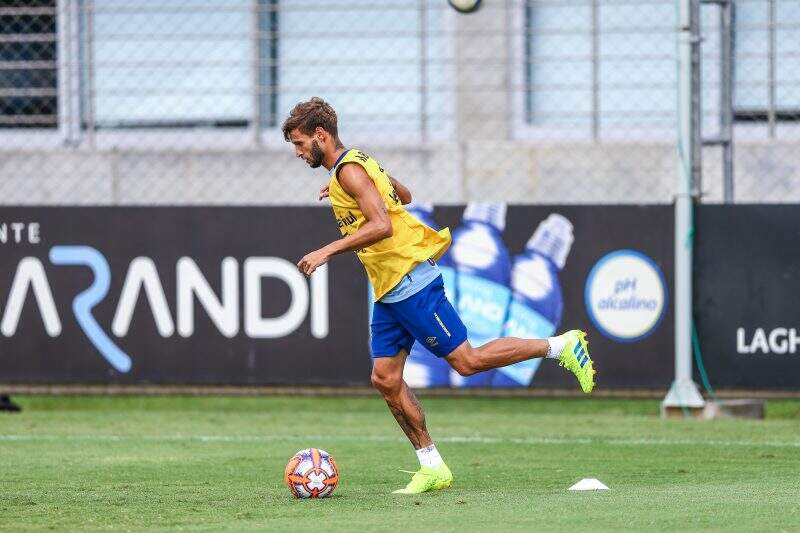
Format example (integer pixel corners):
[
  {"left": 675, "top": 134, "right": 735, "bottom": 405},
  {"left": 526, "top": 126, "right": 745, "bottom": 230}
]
[
  {"left": 297, "top": 162, "right": 392, "bottom": 275},
  {"left": 387, "top": 176, "right": 412, "bottom": 204}
]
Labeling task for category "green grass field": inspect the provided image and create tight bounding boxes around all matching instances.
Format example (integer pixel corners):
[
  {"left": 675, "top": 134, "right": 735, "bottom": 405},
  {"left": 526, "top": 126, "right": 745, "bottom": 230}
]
[{"left": 2, "top": 395, "right": 799, "bottom": 532}]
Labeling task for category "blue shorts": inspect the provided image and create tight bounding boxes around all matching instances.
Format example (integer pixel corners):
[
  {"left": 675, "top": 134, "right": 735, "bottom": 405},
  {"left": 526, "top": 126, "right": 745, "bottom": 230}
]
[{"left": 371, "top": 275, "right": 468, "bottom": 358}]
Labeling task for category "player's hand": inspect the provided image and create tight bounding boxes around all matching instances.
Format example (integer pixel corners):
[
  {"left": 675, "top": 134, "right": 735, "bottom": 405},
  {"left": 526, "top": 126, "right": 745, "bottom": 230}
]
[
  {"left": 297, "top": 248, "right": 330, "bottom": 275},
  {"left": 319, "top": 183, "right": 330, "bottom": 201}
]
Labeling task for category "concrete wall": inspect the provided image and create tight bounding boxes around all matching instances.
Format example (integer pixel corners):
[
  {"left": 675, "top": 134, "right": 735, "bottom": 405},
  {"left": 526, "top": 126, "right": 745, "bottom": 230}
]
[{"left": 2, "top": 140, "right": 798, "bottom": 205}]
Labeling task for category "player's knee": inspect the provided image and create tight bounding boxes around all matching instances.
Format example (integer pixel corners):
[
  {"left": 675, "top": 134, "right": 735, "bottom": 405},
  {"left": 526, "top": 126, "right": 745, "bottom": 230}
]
[{"left": 371, "top": 368, "right": 401, "bottom": 395}]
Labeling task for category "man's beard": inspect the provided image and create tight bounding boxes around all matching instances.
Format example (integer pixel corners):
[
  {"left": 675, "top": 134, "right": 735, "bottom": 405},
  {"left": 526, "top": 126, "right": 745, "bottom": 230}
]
[{"left": 308, "top": 140, "right": 325, "bottom": 168}]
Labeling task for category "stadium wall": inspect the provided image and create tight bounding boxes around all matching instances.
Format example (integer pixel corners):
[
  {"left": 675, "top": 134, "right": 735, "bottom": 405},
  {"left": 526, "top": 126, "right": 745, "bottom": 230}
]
[
  {"left": 0, "top": 205, "right": 671, "bottom": 388},
  {"left": 2, "top": 140, "right": 800, "bottom": 205},
  {"left": 1, "top": 204, "right": 797, "bottom": 390}
]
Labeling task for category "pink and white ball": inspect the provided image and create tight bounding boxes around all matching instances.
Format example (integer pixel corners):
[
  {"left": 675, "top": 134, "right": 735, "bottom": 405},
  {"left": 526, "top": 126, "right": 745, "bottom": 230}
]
[{"left": 284, "top": 448, "right": 339, "bottom": 499}]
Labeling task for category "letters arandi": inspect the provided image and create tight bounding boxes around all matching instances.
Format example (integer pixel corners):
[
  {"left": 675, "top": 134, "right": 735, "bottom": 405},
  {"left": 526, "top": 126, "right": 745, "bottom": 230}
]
[{"left": 1, "top": 246, "right": 328, "bottom": 372}]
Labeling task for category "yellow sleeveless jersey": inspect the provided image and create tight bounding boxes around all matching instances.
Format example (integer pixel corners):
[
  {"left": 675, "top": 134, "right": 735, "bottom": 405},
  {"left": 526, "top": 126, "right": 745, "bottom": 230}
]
[{"left": 328, "top": 149, "right": 451, "bottom": 301}]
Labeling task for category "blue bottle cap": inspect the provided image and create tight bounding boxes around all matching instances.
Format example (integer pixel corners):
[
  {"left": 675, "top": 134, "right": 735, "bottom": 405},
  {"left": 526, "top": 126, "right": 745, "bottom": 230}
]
[
  {"left": 463, "top": 202, "right": 507, "bottom": 232},
  {"left": 526, "top": 214, "right": 574, "bottom": 269}
]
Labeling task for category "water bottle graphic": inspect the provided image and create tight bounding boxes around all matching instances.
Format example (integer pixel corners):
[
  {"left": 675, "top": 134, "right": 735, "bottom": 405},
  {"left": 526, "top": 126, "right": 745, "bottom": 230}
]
[
  {"left": 492, "top": 214, "right": 575, "bottom": 387},
  {"left": 449, "top": 202, "right": 512, "bottom": 387},
  {"left": 401, "top": 203, "right": 453, "bottom": 387}
]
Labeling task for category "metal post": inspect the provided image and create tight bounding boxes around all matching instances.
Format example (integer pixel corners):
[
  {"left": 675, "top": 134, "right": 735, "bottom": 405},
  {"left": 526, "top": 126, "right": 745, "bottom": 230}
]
[
  {"left": 662, "top": 0, "right": 706, "bottom": 416},
  {"left": 251, "top": 0, "right": 262, "bottom": 146},
  {"left": 720, "top": 0, "right": 734, "bottom": 202},
  {"left": 700, "top": 0, "right": 735, "bottom": 203},
  {"left": 419, "top": 0, "right": 428, "bottom": 143},
  {"left": 267, "top": 0, "right": 278, "bottom": 129},
  {"left": 690, "top": 0, "right": 702, "bottom": 198},
  {"left": 591, "top": 0, "right": 599, "bottom": 141},
  {"left": 504, "top": 0, "right": 514, "bottom": 140},
  {"left": 767, "top": 0, "right": 776, "bottom": 138},
  {"left": 67, "top": 0, "right": 82, "bottom": 143},
  {"left": 57, "top": 0, "right": 71, "bottom": 143},
  {"left": 85, "top": 0, "right": 96, "bottom": 147}
]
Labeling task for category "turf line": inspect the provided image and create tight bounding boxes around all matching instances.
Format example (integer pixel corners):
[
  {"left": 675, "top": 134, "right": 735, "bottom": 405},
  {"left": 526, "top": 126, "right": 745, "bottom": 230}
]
[{"left": 1, "top": 434, "right": 799, "bottom": 448}]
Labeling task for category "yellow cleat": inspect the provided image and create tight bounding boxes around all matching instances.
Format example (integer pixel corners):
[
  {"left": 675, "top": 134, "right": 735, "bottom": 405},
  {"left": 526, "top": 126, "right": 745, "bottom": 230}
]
[
  {"left": 392, "top": 463, "right": 453, "bottom": 494},
  {"left": 556, "top": 330, "right": 596, "bottom": 393}
]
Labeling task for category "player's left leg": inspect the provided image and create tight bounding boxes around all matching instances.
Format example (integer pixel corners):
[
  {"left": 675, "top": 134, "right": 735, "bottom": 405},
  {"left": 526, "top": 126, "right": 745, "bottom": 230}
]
[
  {"left": 446, "top": 330, "right": 595, "bottom": 393},
  {"left": 386, "top": 274, "right": 594, "bottom": 393},
  {"left": 403, "top": 277, "right": 595, "bottom": 392}
]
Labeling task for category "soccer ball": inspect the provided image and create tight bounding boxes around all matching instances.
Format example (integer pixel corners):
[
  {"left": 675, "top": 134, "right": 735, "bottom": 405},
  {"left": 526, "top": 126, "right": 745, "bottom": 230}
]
[
  {"left": 448, "top": 0, "right": 482, "bottom": 14},
  {"left": 284, "top": 448, "right": 339, "bottom": 499}
]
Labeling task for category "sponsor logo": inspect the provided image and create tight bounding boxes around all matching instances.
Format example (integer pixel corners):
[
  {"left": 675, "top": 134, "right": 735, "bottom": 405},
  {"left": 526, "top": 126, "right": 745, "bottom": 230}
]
[
  {"left": 584, "top": 249, "right": 667, "bottom": 343},
  {"left": 2, "top": 245, "right": 329, "bottom": 373},
  {"left": 737, "top": 327, "right": 800, "bottom": 355},
  {"left": 433, "top": 312, "right": 451, "bottom": 337},
  {"left": 336, "top": 210, "right": 357, "bottom": 228},
  {"left": 0, "top": 222, "right": 41, "bottom": 245},
  {"left": 573, "top": 341, "right": 589, "bottom": 368},
  {"left": 426, "top": 336, "right": 439, "bottom": 347}
]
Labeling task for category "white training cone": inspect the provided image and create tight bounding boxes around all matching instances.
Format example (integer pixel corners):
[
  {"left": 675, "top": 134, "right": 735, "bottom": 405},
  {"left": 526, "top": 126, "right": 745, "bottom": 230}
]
[{"left": 568, "top": 478, "right": 609, "bottom": 491}]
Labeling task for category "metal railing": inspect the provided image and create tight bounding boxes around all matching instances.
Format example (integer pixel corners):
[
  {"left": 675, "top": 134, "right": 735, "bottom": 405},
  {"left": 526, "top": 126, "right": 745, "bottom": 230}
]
[{"left": 0, "top": 0, "right": 798, "bottom": 205}]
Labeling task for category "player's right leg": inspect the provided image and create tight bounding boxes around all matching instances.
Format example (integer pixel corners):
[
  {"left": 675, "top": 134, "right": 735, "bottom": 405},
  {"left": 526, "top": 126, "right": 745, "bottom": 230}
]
[{"left": 370, "top": 349, "right": 432, "bottom": 450}]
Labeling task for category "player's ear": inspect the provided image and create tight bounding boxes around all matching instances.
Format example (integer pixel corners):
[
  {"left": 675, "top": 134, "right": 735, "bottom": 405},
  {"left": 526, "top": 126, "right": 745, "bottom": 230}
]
[{"left": 315, "top": 126, "right": 326, "bottom": 141}]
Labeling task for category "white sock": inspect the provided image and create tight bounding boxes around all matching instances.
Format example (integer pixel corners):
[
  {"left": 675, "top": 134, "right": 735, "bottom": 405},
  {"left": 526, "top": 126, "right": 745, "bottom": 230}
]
[
  {"left": 546, "top": 335, "right": 566, "bottom": 359},
  {"left": 416, "top": 444, "right": 443, "bottom": 468}
]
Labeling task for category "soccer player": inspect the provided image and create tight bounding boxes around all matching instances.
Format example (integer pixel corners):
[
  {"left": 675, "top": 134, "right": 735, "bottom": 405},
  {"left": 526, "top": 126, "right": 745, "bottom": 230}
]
[{"left": 283, "top": 97, "right": 595, "bottom": 495}]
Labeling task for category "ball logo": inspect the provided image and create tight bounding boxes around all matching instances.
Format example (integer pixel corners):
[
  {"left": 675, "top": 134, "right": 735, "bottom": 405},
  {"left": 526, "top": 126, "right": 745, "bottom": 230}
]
[{"left": 584, "top": 250, "right": 667, "bottom": 343}]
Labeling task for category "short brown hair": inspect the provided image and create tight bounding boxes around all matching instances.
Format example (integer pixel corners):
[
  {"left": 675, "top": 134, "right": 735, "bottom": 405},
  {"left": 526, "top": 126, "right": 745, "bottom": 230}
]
[{"left": 282, "top": 97, "right": 339, "bottom": 141}]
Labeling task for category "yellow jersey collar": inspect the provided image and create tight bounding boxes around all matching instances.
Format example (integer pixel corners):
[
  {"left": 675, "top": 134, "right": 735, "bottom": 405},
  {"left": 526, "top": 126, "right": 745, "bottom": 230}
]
[{"left": 330, "top": 148, "right": 351, "bottom": 175}]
